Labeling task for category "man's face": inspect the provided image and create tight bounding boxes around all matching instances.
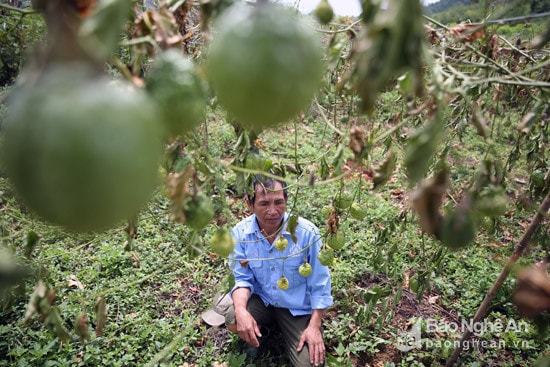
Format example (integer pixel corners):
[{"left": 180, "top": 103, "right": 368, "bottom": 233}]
[{"left": 248, "top": 182, "right": 287, "bottom": 232}]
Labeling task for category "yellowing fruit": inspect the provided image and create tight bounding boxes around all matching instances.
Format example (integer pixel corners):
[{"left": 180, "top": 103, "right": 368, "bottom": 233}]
[
  {"left": 274, "top": 236, "right": 288, "bottom": 251},
  {"left": 277, "top": 276, "right": 289, "bottom": 290},
  {"left": 210, "top": 228, "right": 236, "bottom": 257},
  {"left": 207, "top": 3, "right": 323, "bottom": 131},
  {"left": 2, "top": 65, "right": 162, "bottom": 232},
  {"left": 299, "top": 262, "right": 313, "bottom": 277}
]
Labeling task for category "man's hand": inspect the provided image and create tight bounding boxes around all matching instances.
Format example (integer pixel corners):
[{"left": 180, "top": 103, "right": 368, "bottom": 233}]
[
  {"left": 297, "top": 309, "right": 326, "bottom": 366},
  {"left": 235, "top": 309, "right": 262, "bottom": 347},
  {"left": 232, "top": 288, "right": 261, "bottom": 347},
  {"left": 297, "top": 325, "right": 325, "bottom": 366}
]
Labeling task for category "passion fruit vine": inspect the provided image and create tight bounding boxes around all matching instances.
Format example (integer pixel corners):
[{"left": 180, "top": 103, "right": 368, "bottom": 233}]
[{"left": 2, "top": 66, "right": 163, "bottom": 232}]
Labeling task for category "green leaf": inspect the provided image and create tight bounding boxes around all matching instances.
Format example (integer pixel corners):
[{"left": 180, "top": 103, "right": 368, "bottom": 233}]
[
  {"left": 330, "top": 144, "right": 345, "bottom": 177},
  {"left": 287, "top": 214, "right": 299, "bottom": 243},
  {"left": 404, "top": 113, "right": 445, "bottom": 185},
  {"left": 372, "top": 150, "right": 397, "bottom": 190},
  {"left": 319, "top": 156, "right": 330, "bottom": 180},
  {"left": 44, "top": 307, "right": 72, "bottom": 343},
  {"left": 24, "top": 230, "right": 39, "bottom": 259}
]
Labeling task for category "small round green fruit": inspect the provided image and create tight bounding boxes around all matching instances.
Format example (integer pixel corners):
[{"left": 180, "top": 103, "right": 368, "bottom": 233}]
[
  {"left": 274, "top": 236, "right": 289, "bottom": 251},
  {"left": 314, "top": 0, "right": 334, "bottom": 25},
  {"left": 327, "top": 230, "right": 345, "bottom": 250},
  {"left": 350, "top": 203, "right": 368, "bottom": 220},
  {"left": 299, "top": 262, "right": 313, "bottom": 277},
  {"left": 317, "top": 248, "right": 334, "bottom": 266},
  {"left": 334, "top": 191, "right": 353, "bottom": 210},
  {"left": 183, "top": 192, "right": 215, "bottom": 230},
  {"left": 145, "top": 49, "right": 207, "bottom": 137},
  {"left": 210, "top": 228, "right": 236, "bottom": 257},
  {"left": 207, "top": 3, "right": 323, "bottom": 131}
]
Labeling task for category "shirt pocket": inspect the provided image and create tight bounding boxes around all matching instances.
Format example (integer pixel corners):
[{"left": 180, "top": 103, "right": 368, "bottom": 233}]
[{"left": 248, "top": 257, "right": 265, "bottom": 283}]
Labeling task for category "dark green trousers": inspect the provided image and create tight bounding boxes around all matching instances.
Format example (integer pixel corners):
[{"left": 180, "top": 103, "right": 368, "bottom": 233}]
[{"left": 246, "top": 294, "right": 325, "bottom": 367}]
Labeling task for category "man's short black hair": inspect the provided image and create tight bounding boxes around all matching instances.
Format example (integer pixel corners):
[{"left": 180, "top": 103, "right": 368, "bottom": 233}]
[{"left": 248, "top": 175, "right": 288, "bottom": 205}]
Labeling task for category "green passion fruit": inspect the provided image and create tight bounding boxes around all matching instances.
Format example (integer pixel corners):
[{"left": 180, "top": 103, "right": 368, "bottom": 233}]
[
  {"left": 244, "top": 148, "right": 268, "bottom": 172},
  {"left": 207, "top": 3, "right": 323, "bottom": 131},
  {"left": 320, "top": 205, "right": 334, "bottom": 219},
  {"left": 145, "top": 50, "right": 207, "bottom": 137},
  {"left": 2, "top": 66, "right": 163, "bottom": 232},
  {"left": 317, "top": 248, "right": 334, "bottom": 266},
  {"left": 350, "top": 202, "right": 368, "bottom": 220},
  {"left": 183, "top": 192, "right": 215, "bottom": 230},
  {"left": 334, "top": 191, "right": 353, "bottom": 210},
  {"left": 439, "top": 209, "right": 476, "bottom": 250},
  {"left": 327, "top": 230, "right": 345, "bottom": 250},
  {"left": 314, "top": 0, "right": 334, "bottom": 25},
  {"left": 210, "top": 228, "right": 236, "bottom": 257}
]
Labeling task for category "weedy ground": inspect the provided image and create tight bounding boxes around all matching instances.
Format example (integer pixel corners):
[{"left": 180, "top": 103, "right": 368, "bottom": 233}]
[{"left": 0, "top": 89, "right": 549, "bottom": 366}]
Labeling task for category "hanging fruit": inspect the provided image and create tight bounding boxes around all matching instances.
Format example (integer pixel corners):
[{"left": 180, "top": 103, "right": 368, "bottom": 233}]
[
  {"left": 350, "top": 203, "right": 368, "bottom": 220},
  {"left": 183, "top": 192, "right": 215, "bottom": 230},
  {"left": 207, "top": 2, "right": 323, "bottom": 131},
  {"left": 145, "top": 49, "right": 207, "bottom": 137},
  {"left": 327, "top": 230, "right": 346, "bottom": 250},
  {"left": 318, "top": 248, "right": 335, "bottom": 266},
  {"left": 314, "top": 0, "right": 334, "bottom": 25},
  {"left": 334, "top": 191, "right": 354, "bottom": 210},
  {"left": 210, "top": 228, "right": 236, "bottom": 257},
  {"left": 2, "top": 66, "right": 163, "bottom": 232},
  {"left": 299, "top": 262, "right": 313, "bottom": 277},
  {"left": 437, "top": 199, "right": 477, "bottom": 250},
  {"left": 274, "top": 236, "right": 289, "bottom": 251},
  {"left": 277, "top": 276, "right": 290, "bottom": 290}
]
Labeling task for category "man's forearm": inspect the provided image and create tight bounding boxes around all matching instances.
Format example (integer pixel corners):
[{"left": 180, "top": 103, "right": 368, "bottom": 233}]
[
  {"left": 309, "top": 309, "right": 325, "bottom": 329},
  {"left": 232, "top": 287, "right": 251, "bottom": 316}
]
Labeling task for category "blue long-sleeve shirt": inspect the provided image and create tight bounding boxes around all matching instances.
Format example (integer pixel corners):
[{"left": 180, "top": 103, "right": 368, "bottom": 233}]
[{"left": 229, "top": 212, "right": 333, "bottom": 316}]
